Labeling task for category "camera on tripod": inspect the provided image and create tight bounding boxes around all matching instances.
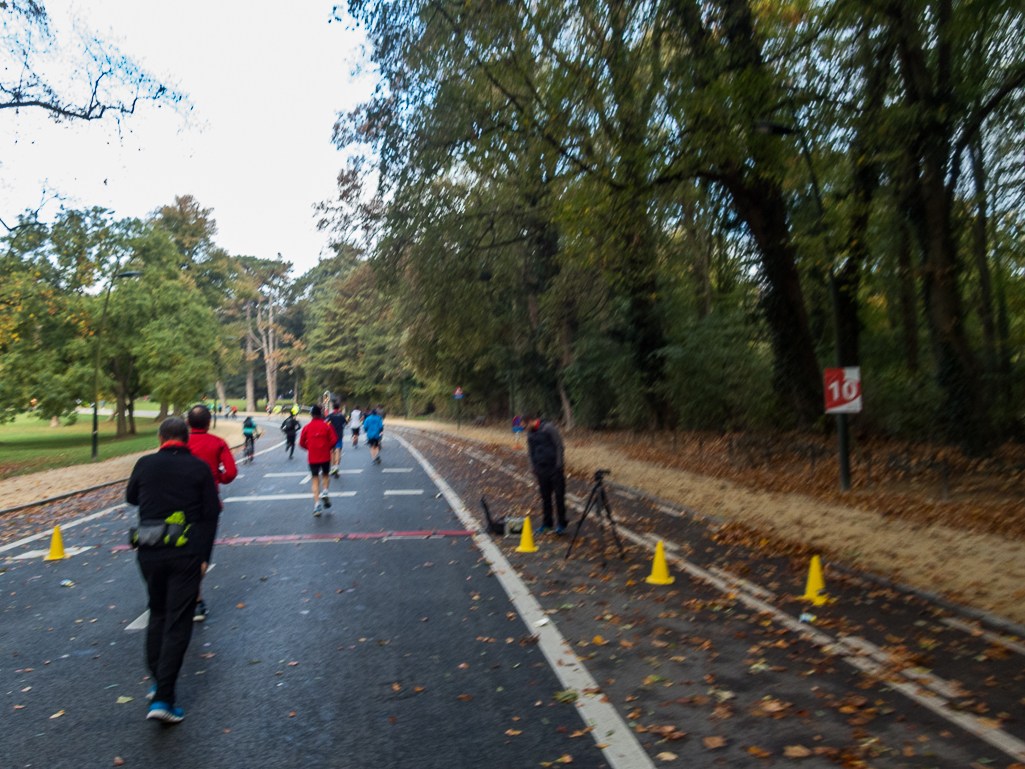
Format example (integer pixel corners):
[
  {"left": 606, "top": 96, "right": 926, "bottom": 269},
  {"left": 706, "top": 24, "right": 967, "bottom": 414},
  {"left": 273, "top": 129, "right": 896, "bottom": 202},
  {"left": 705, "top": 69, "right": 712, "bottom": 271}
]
[{"left": 593, "top": 469, "right": 610, "bottom": 481}]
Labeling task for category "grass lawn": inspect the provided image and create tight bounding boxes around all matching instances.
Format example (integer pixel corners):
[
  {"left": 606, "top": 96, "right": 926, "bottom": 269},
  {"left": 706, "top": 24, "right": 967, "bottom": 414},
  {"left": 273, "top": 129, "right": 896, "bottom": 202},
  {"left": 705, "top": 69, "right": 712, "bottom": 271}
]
[{"left": 0, "top": 414, "right": 161, "bottom": 481}]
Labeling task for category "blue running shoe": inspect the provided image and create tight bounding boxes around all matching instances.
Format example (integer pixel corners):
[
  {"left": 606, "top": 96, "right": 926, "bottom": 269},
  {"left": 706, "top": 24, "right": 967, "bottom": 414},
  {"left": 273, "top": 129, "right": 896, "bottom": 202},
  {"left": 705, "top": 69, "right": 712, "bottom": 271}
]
[
  {"left": 554, "top": 526, "right": 566, "bottom": 535},
  {"left": 146, "top": 685, "right": 156, "bottom": 701},
  {"left": 535, "top": 525, "right": 551, "bottom": 535},
  {"left": 147, "top": 701, "right": 184, "bottom": 723}
]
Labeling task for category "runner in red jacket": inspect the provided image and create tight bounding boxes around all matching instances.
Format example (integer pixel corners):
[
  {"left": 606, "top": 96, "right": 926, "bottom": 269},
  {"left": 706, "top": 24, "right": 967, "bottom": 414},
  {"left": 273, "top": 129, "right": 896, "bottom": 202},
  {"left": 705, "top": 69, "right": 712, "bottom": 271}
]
[
  {"left": 299, "top": 405, "right": 338, "bottom": 515},
  {"left": 185, "top": 404, "right": 239, "bottom": 622}
]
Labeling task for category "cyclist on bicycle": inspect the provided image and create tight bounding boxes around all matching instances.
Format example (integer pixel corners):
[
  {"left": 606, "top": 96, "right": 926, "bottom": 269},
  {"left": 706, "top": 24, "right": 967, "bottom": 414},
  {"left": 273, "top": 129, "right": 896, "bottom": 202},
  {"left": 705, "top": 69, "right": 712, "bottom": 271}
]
[{"left": 242, "top": 416, "right": 260, "bottom": 462}]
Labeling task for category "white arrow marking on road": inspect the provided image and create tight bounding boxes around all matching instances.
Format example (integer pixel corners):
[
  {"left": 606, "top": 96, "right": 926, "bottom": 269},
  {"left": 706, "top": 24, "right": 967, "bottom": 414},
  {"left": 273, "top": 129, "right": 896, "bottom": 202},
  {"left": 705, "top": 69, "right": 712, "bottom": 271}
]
[
  {"left": 126, "top": 610, "right": 149, "bottom": 631},
  {"left": 11, "top": 545, "right": 94, "bottom": 560},
  {"left": 383, "top": 489, "right": 423, "bottom": 496}
]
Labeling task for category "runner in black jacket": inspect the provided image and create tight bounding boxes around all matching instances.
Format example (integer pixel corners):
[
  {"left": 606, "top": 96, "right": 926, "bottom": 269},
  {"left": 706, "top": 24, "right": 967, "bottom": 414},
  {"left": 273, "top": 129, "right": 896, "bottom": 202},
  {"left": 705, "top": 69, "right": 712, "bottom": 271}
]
[
  {"left": 126, "top": 418, "right": 220, "bottom": 723},
  {"left": 281, "top": 413, "right": 302, "bottom": 459}
]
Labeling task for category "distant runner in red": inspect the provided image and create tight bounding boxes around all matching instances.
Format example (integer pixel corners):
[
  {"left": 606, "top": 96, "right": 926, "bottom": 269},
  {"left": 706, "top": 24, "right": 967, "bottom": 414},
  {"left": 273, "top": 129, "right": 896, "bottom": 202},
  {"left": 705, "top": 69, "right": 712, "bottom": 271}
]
[
  {"left": 299, "top": 405, "right": 338, "bottom": 516},
  {"left": 185, "top": 404, "right": 238, "bottom": 622}
]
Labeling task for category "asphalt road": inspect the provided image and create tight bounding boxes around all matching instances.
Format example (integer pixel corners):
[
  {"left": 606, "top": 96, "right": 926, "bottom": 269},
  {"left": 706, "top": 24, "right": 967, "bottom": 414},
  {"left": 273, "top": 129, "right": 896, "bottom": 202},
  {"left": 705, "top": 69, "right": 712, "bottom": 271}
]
[{"left": 1, "top": 424, "right": 613, "bottom": 769}]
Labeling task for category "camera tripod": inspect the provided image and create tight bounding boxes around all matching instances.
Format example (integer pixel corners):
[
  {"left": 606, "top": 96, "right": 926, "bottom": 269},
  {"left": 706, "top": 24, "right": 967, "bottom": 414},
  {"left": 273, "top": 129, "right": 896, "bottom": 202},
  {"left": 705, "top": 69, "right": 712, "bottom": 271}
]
[{"left": 565, "top": 469, "right": 626, "bottom": 564}]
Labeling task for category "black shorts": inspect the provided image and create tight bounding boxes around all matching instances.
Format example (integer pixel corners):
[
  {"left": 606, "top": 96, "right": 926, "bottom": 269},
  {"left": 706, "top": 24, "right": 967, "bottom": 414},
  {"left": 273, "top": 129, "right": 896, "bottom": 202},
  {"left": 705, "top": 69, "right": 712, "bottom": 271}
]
[
  {"left": 367, "top": 438, "right": 381, "bottom": 448},
  {"left": 351, "top": 428, "right": 361, "bottom": 436},
  {"left": 309, "top": 462, "right": 330, "bottom": 476}
]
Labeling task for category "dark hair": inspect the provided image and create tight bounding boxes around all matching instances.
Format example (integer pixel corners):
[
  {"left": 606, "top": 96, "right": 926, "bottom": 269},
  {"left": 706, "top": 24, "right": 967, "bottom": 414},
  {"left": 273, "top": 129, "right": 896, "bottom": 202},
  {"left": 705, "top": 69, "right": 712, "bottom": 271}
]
[
  {"left": 187, "top": 404, "right": 211, "bottom": 430},
  {"left": 159, "top": 417, "right": 189, "bottom": 444},
  {"left": 310, "top": 405, "right": 323, "bottom": 418}
]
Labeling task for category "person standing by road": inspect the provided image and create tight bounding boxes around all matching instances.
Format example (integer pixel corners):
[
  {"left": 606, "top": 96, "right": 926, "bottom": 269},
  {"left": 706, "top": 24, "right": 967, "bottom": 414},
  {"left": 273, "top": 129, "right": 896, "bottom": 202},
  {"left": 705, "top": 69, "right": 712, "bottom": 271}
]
[
  {"left": 363, "top": 407, "right": 384, "bottom": 465},
  {"left": 299, "top": 405, "right": 338, "bottom": 515},
  {"left": 127, "top": 417, "right": 220, "bottom": 723},
  {"left": 526, "top": 414, "right": 568, "bottom": 534},
  {"left": 349, "top": 405, "right": 363, "bottom": 448},
  {"left": 326, "top": 403, "right": 348, "bottom": 476},
  {"left": 281, "top": 411, "right": 302, "bottom": 460},
  {"left": 185, "top": 405, "right": 238, "bottom": 623}
]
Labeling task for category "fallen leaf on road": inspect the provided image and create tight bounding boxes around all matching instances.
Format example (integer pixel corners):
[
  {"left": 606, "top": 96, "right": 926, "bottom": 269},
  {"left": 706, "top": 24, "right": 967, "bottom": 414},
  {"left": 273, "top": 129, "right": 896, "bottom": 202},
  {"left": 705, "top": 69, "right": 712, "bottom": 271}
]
[
  {"left": 593, "top": 635, "right": 608, "bottom": 645},
  {"left": 236, "top": 603, "right": 245, "bottom": 609},
  {"left": 784, "top": 746, "right": 812, "bottom": 758},
  {"left": 648, "top": 725, "right": 686, "bottom": 740},
  {"left": 747, "top": 746, "right": 771, "bottom": 758},
  {"left": 703, "top": 736, "right": 726, "bottom": 749},
  {"left": 116, "top": 696, "right": 133, "bottom": 704},
  {"left": 287, "top": 661, "right": 298, "bottom": 667},
  {"left": 558, "top": 756, "right": 573, "bottom": 764},
  {"left": 458, "top": 663, "right": 469, "bottom": 669},
  {"left": 505, "top": 729, "right": 522, "bottom": 736},
  {"left": 392, "top": 683, "right": 401, "bottom": 691},
  {"left": 457, "top": 694, "right": 474, "bottom": 701},
  {"left": 113, "top": 758, "right": 125, "bottom": 766},
  {"left": 414, "top": 686, "right": 425, "bottom": 693},
  {"left": 289, "top": 711, "right": 296, "bottom": 717},
  {"left": 655, "top": 752, "right": 677, "bottom": 762},
  {"left": 200, "top": 653, "right": 215, "bottom": 659},
  {"left": 13, "top": 705, "right": 25, "bottom": 710},
  {"left": 619, "top": 640, "right": 636, "bottom": 648},
  {"left": 554, "top": 690, "right": 578, "bottom": 703},
  {"left": 50, "top": 710, "right": 65, "bottom": 719}
]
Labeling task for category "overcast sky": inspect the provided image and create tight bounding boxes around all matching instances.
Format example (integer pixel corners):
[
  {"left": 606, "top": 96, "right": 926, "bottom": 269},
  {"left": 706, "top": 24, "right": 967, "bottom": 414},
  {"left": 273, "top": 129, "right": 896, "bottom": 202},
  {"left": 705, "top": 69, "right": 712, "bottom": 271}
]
[{"left": 0, "top": 1, "right": 375, "bottom": 275}]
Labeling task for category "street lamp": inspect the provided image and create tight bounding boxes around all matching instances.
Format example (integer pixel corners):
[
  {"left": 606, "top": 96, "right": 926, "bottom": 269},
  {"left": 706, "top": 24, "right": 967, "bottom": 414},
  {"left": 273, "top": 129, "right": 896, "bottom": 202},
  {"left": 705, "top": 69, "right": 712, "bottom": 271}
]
[{"left": 91, "top": 269, "right": 143, "bottom": 461}]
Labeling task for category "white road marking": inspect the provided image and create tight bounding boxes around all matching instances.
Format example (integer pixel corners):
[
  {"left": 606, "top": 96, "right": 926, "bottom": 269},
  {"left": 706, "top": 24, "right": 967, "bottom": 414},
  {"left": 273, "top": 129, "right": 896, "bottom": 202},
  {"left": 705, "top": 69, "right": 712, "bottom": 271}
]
[
  {"left": 10, "top": 546, "right": 94, "bottom": 560},
  {"left": 250, "top": 440, "right": 287, "bottom": 458},
  {"left": 942, "top": 616, "right": 1025, "bottom": 656},
  {"left": 223, "top": 493, "right": 357, "bottom": 502},
  {"left": 382, "top": 468, "right": 413, "bottom": 473},
  {"left": 125, "top": 609, "right": 149, "bottom": 631},
  {"left": 334, "top": 469, "right": 364, "bottom": 474},
  {"left": 0, "top": 503, "right": 127, "bottom": 555},
  {"left": 301, "top": 474, "right": 311, "bottom": 485},
  {"left": 395, "top": 433, "right": 655, "bottom": 769},
  {"left": 264, "top": 472, "right": 308, "bottom": 477},
  {"left": 383, "top": 489, "right": 423, "bottom": 496}
]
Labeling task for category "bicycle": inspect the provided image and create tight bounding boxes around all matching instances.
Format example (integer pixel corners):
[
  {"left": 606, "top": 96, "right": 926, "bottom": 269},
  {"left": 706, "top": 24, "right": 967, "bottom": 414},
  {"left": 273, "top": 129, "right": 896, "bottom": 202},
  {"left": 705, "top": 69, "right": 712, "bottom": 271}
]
[
  {"left": 565, "top": 469, "right": 626, "bottom": 565},
  {"left": 243, "top": 434, "right": 256, "bottom": 464}
]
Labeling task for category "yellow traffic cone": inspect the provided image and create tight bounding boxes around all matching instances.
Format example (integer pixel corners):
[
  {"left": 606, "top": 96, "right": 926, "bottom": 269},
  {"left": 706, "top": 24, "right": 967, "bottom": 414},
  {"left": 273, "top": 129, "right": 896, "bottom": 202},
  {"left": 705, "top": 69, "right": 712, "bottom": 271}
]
[
  {"left": 802, "top": 555, "right": 828, "bottom": 605},
  {"left": 44, "top": 525, "right": 67, "bottom": 561},
  {"left": 515, "top": 516, "right": 538, "bottom": 553},
  {"left": 645, "top": 541, "right": 675, "bottom": 585}
]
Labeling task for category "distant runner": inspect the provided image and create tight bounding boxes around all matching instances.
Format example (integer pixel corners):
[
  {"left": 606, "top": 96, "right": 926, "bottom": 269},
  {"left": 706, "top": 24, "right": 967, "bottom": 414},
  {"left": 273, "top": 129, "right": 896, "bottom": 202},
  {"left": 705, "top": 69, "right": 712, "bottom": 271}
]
[
  {"left": 363, "top": 408, "right": 384, "bottom": 465},
  {"left": 349, "top": 406, "right": 363, "bottom": 449},
  {"left": 281, "top": 412, "right": 302, "bottom": 460},
  {"left": 326, "top": 403, "right": 348, "bottom": 477},
  {"left": 299, "top": 405, "right": 338, "bottom": 516}
]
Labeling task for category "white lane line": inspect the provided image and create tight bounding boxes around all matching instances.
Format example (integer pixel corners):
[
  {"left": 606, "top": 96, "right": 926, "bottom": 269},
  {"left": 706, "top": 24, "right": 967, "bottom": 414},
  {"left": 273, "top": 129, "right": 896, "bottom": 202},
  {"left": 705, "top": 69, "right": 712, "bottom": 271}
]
[
  {"left": 250, "top": 440, "right": 287, "bottom": 458},
  {"left": 382, "top": 468, "right": 413, "bottom": 473},
  {"left": 394, "top": 433, "right": 654, "bottom": 769},
  {"left": 383, "top": 489, "right": 423, "bottom": 496},
  {"left": 11, "top": 546, "right": 93, "bottom": 560},
  {"left": 334, "top": 469, "right": 364, "bottom": 474},
  {"left": 0, "top": 503, "right": 127, "bottom": 555},
  {"left": 264, "top": 472, "right": 308, "bottom": 477},
  {"left": 125, "top": 609, "right": 149, "bottom": 632},
  {"left": 417, "top": 430, "right": 1025, "bottom": 764},
  {"left": 942, "top": 617, "right": 1025, "bottom": 656},
  {"left": 301, "top": 474, "right": 312, "bottom": 485},
  {"left": 223, "top": 493, "right": 357, "bottom": 502}
]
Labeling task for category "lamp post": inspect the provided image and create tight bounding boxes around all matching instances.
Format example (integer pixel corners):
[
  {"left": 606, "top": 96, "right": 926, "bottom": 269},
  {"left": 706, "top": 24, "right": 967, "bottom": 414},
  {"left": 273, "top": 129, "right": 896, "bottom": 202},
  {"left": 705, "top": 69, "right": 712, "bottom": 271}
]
[
  {"left": 91, "top": 270, "right": 143, "bottom": 461},
  {"left": 755, "top": 119, "right": 851, "bottom": 491}
]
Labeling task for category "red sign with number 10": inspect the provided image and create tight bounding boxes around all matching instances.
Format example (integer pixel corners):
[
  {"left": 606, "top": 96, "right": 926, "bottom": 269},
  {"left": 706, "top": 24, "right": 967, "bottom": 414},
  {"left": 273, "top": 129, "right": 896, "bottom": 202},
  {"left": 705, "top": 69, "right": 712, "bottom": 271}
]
[{"left": 824, "top": 367, "right": 862, "bottom": 414}]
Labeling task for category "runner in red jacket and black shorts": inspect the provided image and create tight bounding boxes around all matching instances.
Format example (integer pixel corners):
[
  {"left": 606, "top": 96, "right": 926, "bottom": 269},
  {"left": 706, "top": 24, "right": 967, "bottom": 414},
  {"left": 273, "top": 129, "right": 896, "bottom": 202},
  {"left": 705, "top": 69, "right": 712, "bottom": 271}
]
[{"left": 299, "top": 405, "right": 338, "bottom": 516}]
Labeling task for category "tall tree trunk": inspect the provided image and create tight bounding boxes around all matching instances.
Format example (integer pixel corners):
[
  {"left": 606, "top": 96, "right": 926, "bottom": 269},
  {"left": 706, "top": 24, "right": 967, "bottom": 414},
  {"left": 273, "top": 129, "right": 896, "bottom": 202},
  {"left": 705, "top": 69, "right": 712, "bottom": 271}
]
[
  {"left": 245, "top": 304, "right": 257, "bottom": 412},
  {"left": 156, "top": 402, "right": 169, "bottom": 421},
  {"left": 264, "top": 300, "right": 277, "bottom": 411},
  {"left": 969, "top": 140, "right": 998, "bottom": 399},
  {"left": 558, "top": 320, "right": 575, "bottom": 429},
  {"left": 719, "top": 171, "right": 822, "bottom": 426},
  {"left": 216, "top": 380, "right": 227, "bottom": 409},
  {"left": 896, "top": 219, "right": 920, "bottom": 373}
]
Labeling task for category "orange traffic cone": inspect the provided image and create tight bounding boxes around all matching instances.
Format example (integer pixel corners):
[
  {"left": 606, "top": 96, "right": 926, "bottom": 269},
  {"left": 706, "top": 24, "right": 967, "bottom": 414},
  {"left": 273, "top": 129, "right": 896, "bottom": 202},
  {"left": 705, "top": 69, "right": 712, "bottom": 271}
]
[
  {"left": 515, "top": 517, "right": 538, "bottom": 553},
  {"left": 645, "top": 541, "right": 675, "bottom": 585},
  {"left": 802, "top": 555, "right": 828, "bottom": 606},
  {"left": 44, "top": 525, "right": 67, "bottom": 561}
]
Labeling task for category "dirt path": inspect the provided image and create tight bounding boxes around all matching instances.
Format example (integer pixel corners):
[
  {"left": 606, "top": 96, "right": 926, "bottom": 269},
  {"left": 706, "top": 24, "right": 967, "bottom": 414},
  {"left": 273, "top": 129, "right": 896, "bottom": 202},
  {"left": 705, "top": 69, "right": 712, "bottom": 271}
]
[
  {"left": 0, "top": 421, "right": 244, "bottom": 511},
  {"left": 390, "top": 420, "right": 1025, "bottom": 625}
]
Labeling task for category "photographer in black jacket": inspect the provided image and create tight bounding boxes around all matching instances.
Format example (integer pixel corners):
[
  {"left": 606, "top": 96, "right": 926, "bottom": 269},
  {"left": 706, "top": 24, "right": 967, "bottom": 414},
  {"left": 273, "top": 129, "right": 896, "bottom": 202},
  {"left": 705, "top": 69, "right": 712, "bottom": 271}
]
[
  {"left": 526, "top": 415, "right": 568, "bottom": 534},
  {"left": 127, "top": 417, "right": 220, "bottom": 723}
]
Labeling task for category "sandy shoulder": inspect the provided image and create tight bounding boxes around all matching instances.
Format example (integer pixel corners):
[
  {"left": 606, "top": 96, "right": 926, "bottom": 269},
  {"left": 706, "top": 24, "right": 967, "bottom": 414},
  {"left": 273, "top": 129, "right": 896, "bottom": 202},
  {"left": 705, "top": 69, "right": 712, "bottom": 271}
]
[
  {"left": 390, "top": 420, "right": 1025, "bottom": 625},
  {"left": 0, "top": 421, "right": 244, "bottom": 510}
]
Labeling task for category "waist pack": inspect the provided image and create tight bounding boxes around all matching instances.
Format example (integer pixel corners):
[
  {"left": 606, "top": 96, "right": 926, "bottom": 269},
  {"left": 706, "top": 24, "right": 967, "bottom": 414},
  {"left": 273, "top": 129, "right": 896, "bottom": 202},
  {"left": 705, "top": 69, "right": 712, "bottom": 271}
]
[{"left": 130, "top": 511, "right": 190, "bottom": 549}]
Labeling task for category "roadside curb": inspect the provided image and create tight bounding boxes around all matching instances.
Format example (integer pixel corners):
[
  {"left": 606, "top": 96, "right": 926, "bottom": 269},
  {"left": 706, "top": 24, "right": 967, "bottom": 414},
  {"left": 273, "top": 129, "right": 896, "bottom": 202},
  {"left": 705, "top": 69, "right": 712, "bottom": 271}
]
[{"left": 395, "top": 425, "right": 1025, "bottom": 639}]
